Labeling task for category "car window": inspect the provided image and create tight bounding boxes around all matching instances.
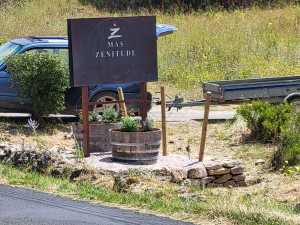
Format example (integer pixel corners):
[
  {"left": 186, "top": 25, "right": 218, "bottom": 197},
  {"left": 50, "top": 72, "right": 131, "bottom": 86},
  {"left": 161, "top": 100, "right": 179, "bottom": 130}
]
[
  {"left": 0, "top": 42, "right": 22, "bottom": 66},
  {"left": 27, "top": 48, "right": 69, "bottom": 63}
]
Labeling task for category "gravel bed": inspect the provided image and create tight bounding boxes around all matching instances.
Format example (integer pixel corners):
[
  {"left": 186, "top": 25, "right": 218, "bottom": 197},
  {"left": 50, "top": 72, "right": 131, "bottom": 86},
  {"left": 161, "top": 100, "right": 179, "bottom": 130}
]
[{"left": 83, "top": 152, "right": 212, "bottom": 171}]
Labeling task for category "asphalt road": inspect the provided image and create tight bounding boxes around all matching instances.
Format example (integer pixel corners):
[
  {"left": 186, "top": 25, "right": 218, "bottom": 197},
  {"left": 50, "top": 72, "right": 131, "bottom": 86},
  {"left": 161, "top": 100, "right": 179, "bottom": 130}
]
[
  {"left": 0, "top": 107, "right": 236, "bottom": 122},
  {"left": 0, "top": 184, "right": 193, "bottom": 225}
]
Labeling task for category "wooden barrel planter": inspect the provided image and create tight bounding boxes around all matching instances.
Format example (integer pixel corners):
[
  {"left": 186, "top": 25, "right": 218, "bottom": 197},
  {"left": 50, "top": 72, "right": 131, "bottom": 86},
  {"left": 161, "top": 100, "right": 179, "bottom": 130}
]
[
  {"left": 110, "top": 128, "right": 161, "bottom": 165},
  {"left": 72, "top": 122, "right": 120, "bottom": 152}
]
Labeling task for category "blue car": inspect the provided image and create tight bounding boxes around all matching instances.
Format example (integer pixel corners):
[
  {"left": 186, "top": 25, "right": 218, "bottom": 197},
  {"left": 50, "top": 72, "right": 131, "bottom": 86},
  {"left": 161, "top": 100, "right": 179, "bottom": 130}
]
[{"left": 0, "top": 24, "right": 177, "bottom": 115}]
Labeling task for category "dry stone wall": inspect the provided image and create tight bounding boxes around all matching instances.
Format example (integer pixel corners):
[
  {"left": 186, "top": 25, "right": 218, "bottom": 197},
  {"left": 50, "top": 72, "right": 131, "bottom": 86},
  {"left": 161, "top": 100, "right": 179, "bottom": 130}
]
[{"left": 169, "top": 160, "right": 247, "bottom": 187}]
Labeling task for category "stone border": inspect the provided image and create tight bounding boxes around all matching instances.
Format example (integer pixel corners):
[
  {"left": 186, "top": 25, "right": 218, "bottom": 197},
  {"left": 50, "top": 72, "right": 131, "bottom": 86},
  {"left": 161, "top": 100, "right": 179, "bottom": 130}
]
[{"left": 0, "top": 143, "right": 246, "bottom": 187}]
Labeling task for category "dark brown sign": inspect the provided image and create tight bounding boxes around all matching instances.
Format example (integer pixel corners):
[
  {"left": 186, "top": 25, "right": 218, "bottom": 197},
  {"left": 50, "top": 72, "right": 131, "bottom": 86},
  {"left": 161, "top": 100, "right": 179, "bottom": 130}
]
[{"left": 68, "top": 16, "right": 157, "bottom": 87}]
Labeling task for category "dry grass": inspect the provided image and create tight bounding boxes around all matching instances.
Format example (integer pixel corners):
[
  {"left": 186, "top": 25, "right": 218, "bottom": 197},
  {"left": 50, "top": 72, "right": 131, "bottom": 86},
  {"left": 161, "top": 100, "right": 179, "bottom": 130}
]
[
  {"left": 0, "top": 116, "right": 300, "bottom": 224},
  {"left": 1, "top": 1, "right": 299, "bottom": 100}
]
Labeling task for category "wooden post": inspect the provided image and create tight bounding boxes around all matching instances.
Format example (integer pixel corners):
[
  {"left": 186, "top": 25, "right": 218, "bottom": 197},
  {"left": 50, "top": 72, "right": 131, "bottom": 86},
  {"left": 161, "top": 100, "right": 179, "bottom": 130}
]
[
  {"left": 199, "top": 92, "right": 211, "bottom": 161},
  {"left": 140, "top": 82, "right": 148, "bottom": 122},
  {"left": 117, "top": 87, "right": 127, "bottom": 117},
  {"left": 161, "top": 86, "right": 167, "bottom": 156},
  {"left": 82, "top": 86, "right": 90, "bottom": 157}
]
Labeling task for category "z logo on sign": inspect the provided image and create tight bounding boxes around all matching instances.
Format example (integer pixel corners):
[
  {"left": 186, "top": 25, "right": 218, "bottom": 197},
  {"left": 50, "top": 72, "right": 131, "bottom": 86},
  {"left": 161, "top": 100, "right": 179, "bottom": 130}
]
[{"left": 108, "top": 24, "right": 122, "bottom": 39}]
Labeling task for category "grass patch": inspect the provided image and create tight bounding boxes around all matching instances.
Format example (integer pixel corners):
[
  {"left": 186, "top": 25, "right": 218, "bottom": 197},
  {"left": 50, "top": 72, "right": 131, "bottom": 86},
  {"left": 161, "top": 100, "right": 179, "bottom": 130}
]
[{"left": 0, "top": 162, "right": 299, "bottom": 224}]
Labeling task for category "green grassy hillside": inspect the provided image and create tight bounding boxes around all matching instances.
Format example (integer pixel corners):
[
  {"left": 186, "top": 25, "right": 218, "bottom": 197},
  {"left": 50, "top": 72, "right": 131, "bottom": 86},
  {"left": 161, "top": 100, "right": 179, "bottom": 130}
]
[{"left": 0, "top": 0, "right": 299, "bottom": 98}]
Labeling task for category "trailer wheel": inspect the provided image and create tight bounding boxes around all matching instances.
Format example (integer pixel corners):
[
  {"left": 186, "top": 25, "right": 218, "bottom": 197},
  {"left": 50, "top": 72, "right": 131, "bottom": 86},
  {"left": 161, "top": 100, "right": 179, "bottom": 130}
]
[{"left": 285, "top": 93, "right": 300, "bottom": 114}]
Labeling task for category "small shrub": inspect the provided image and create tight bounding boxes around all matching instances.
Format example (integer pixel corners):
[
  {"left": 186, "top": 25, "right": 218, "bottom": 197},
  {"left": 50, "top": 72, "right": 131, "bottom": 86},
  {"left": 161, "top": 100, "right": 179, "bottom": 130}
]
[
  {"left": 6, "top": 52, "right": 69, "bottom": 126},
  {"left": 272, "top": 112, "right": 300, "bottom": 168},
  {"left": 237, "top": 101, "right": 292, "bottom": 142},
  {"left": 120, "top": 117, "right": 139, "bottom": 132},
  {"left": 102, "top": 108, "right": 118, "bottom": 123},
  {"left": 143, "top": 118, "right": 154, "bottom": 131}
]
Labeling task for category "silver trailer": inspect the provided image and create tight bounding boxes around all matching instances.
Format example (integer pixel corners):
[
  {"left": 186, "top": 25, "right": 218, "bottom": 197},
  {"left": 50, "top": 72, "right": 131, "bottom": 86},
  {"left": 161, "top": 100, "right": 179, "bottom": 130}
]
[{"left": 164, "top": 75, "right": 300, "bottom": 109}]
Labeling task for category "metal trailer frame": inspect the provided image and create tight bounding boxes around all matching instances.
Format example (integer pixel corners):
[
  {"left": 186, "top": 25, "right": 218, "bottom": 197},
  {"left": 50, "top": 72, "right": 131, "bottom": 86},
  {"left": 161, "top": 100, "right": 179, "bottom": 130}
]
[{"left": 158, "top": 75, "right": 300, "bottom": 109}]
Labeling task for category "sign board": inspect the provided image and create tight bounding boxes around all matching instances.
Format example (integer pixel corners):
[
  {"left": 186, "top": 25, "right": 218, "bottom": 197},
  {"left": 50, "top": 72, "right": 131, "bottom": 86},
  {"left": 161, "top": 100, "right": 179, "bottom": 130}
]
[{"left": 68, "top": 16, "right": 157, "bottom": 87}]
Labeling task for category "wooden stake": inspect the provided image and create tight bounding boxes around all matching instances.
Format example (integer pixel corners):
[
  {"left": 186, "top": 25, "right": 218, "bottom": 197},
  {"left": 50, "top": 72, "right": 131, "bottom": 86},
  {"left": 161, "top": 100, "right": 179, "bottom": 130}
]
[
  {"left": 117, "top": 87, "right": 127, "bottom": 117},
  {"left": 161, "top": 86, "right": 167, "bottom": 156},
  {"left": 199, "top": 91, "right": 211, "bottom": 161},
  {"left": 82, "top": 86, "right": 90, "bottom": 157},
  {"left": 140, "top": 82, "right": 148, "bottom": 122}
]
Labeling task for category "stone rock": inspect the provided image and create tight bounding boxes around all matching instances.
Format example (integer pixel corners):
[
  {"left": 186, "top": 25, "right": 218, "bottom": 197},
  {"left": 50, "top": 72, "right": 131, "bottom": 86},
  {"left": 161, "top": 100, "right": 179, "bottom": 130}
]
[
  {"left": 187, "top": 164, "right": 207, "bottom": 179},
  {"left": 208, "top": 168, "right": 230, "bottom": 175},
  {"left": 203, "top": 161, "right": 223, "bottom": 170},
  {"left": 48, "top": 146, "right": 60, "bottom": 154},
  {"left": 207, "top": 183, "right": 223, "bottom": 188},
  {"left": 145, "top": 189, "right": 155, "bottom": 195},
  {"left": 154, "top": 168, "right": 167, "bottom": 176},
  {"left": 222, "top": 160, "right": 243, "bottom": 168},
  {"left": 233, "top": 175, "right": 246, "bottom": 182},
  {"left": 0, "top": 150, "right": 6, "bottom": 160},
  {"left": 236, "top": 180, "right": 247, "bottom": 187},
  {"left": 70, "top": 166, "right": 84, "bottom": 179},
  {"left": 113, "top": 171, "right": 139, "bottom": 192},
  {"left": 92, "top": 173, "right": 99, "bottom": 180},
  {"left": 0, "top": 143, "right": 9, "bottom": 149},
  {"left": 223, "top": 180, "right": 236, "bottom": 187},
  {"left": 176, "top": 186, "right": 189, "bottom": 194},
  {"left": 201, "top": 176, "right": 216, "bottom": 185},
  {"left": 182, "top": 179, "right": 192, "bottom": 186},
  {"left": 171, "top": 169, "right": 188, "bottom": 183},
  {"left": 255, "top": 159, "right": 265, "bottom": 166},
  {"left": 51, "top": 166, "right": 64, "bottom": 177},
  {"left": 9, "top": 129, "right": 18, "bottom": 135},
  {"left": 231, "top": 165, "right": 245, "bottom": 175},
  {"left": 65, "top": 132, "right": 73, "bottom": 140},
  {"left": 132, "top": 188, "right": 143, "bottom": 195},
  {"left": 163, "top": 167, "right": 172, "bottom": 176},
  {"left": 214, "top": 174, "right": 232, "bottom": 184}
]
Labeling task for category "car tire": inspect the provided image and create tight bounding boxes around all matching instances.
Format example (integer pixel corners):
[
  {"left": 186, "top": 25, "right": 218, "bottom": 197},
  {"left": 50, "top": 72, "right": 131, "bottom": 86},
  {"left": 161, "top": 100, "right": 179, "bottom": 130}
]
[{"left": 90, "top": 91, "right": 120, "bottom": 114}]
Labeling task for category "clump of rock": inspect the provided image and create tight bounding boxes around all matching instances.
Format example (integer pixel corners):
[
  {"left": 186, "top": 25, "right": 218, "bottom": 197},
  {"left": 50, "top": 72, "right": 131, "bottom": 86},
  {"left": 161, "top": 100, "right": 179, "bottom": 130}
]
[
  {"left": 0, "top": 143, "right": 87, "bottom": 181},
  {"left": 169, "top": 159, "right": 247, "bottom": 187},
  {"left": 0, "top": 143, "right": 246, "bottom": 188}
]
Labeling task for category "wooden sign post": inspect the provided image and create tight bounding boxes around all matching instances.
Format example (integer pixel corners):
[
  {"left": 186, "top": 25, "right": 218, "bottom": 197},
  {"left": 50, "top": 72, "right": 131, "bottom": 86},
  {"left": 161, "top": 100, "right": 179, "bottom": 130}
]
[
  {"left": 199, "top": 92, "right": 211, "bottom": 161},
  {"left": 161, "top": 86, "right": 167, "bottom": 156},
  {"left": 68, "top": 16, "right": 158, "bottom": 157}
]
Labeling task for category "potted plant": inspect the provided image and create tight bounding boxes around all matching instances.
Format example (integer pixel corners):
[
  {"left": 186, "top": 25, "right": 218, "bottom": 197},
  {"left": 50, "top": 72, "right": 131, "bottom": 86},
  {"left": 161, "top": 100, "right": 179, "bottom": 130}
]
[
  {"left": 72, "top": 108, "right": 120, "bottom": 152},
  {"left": 110, "top": 117, "right": 161, "bottom": 165}
]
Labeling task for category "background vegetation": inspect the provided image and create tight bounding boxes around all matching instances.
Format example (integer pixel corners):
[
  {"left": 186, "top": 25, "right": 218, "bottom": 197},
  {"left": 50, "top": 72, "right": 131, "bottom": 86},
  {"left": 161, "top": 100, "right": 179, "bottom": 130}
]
[
  {"left": 0, "top": 0, "right": 299, "bottom": 99},
  {"left": 79, "top": 0, "right": 299, "bottom": 13}
]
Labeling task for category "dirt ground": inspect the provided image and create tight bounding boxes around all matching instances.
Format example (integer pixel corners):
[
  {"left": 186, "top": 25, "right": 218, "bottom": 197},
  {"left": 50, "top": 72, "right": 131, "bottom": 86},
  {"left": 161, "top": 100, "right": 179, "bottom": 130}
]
[{"left": 0, "top": 112, "right": 299, "bottom": 205}]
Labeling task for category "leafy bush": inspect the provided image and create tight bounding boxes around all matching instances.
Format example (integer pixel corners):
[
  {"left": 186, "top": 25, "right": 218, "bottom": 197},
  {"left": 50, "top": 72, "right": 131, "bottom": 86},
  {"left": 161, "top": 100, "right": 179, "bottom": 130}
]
[
  {"left": 272, "top": 112, "right": 300, "bottom": 168},
  {"left": 5, "top": 52, "right": 69, "bottom": 125},
  {"left": 236, "top": 101, "right": 292, "bottom": 142},
  {"left": 120, "top": 117, "right": 139, "bottom": 132},
  {"left": 102, "top": 108, "right": 118, "bottom": 123}
]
